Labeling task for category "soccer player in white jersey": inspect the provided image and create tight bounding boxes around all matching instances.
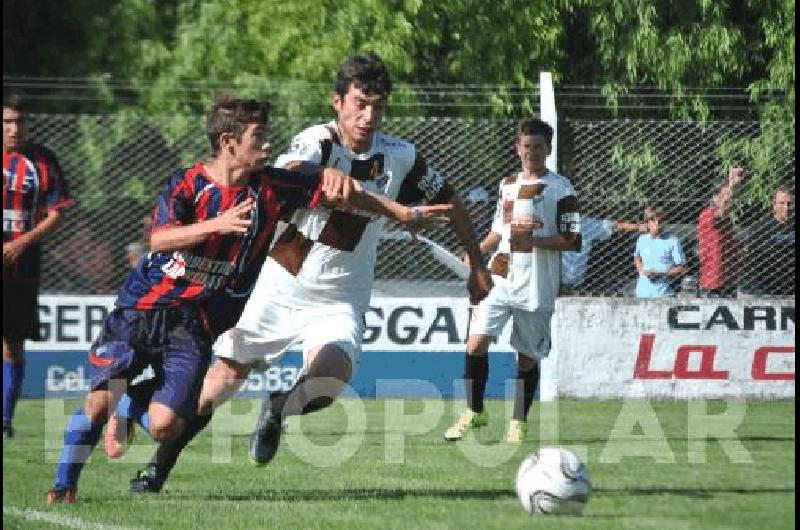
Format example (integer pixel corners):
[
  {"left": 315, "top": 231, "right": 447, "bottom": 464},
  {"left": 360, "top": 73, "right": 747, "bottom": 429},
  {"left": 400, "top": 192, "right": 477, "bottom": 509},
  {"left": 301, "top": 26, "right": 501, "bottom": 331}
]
[
  {"left": 128, "top": 53, "right": 493, "bottom": 491},
  {"left": 444, "top": 118, "right": 581, "bottom": 443}
]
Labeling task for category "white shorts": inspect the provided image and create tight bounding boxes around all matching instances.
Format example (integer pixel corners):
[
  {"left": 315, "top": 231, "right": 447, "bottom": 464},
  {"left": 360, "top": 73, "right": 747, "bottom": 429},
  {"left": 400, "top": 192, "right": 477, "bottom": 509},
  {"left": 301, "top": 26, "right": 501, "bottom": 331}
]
[
  {"left": 469, "top": 276, "right": 553, "bottom": 360},
  {"left": 214, "top": 262, "right": 365, "bottom": 371}
]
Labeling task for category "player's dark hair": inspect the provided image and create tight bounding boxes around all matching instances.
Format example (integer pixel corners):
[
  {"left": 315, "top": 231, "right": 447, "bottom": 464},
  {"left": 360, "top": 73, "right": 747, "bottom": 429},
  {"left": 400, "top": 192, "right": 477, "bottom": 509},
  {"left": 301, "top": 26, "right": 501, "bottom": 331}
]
[
  {"left": 334, "top": 53, "right": 392, "bottom": 98},
  {"left": 774, "top": 184, "right": 794, "bottom": 197},
  {"left": 206, "top": 92, "right": 270, "bottom": 155},
  {"left": 3, "top": 91, "right": 26, "bottom": 112},
  {"left": 517, "top": 118, "right": 553, "bottom": 143}
]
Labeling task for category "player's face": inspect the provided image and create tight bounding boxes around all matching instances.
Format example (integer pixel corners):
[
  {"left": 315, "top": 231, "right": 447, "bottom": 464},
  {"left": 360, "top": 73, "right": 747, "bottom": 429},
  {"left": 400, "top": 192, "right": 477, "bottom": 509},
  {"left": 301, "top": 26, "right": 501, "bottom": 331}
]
[
  {"left": 516, "top": 134, "right": 550, "bottom": 174},
  {"left": 234, "top": 122, "right": 270, "bottom": 169},
  {"left": 773, "top": 191, "right": 793, "bottom": 223},
  {"left": 333, "top": 84, "right": 386, "bottom": 153},
  {"left": 3, "top": 107, "right": 24, "bottom": 153}
]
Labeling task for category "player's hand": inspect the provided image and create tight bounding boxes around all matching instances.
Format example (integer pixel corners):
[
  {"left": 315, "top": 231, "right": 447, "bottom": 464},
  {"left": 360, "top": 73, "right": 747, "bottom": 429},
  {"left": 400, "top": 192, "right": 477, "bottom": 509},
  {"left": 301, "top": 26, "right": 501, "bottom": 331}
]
[
  {"left": 214, "top": 198, "right": 254, "bottom": 235},
  {"left": 728, "top": 166, "right": 745, "bottom": 188},
  {"left": 321, "top": 168, "right": 361, "bottom": 203},
  {"left": 403, "top": 204, "right": 453, "bottom": 228},
  {"left": 402, "top": 204, "right": 452, "bottom": 244},
  {"left": 467, "top": 265, "right": 493, "bottom": 305},
  {"left": 3, "top": 240, "right": 26, "bottom": 267}
]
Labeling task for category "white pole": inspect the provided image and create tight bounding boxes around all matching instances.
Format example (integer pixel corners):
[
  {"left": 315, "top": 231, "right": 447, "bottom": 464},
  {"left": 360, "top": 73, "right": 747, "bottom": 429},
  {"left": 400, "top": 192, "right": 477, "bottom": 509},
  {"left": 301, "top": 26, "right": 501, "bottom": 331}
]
[
  {"left": 539, "top": 71, "right": 558, "bottom": 402},
  {"left": 539, "top": 71, "right": 557, "bottom": 173}
]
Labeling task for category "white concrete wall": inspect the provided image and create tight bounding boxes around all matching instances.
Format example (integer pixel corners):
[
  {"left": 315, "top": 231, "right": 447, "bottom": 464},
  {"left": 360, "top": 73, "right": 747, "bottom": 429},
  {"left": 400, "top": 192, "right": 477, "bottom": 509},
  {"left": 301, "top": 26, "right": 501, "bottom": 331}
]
[{"left": 553, "top": 297, "right": 795, "bottom": 399}]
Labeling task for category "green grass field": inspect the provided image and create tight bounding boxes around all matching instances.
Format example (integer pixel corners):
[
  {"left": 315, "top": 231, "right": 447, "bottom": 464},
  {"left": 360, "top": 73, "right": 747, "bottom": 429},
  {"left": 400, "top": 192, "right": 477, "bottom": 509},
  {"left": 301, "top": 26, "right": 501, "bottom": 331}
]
[{"left": 3, "top": 398, "right": 795, "bottom": 529}]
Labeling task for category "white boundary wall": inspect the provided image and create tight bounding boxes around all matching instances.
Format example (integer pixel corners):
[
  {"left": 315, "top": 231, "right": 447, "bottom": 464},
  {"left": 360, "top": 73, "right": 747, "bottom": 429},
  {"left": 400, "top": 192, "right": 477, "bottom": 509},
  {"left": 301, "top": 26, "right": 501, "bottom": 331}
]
[
  {"left": 553, "top": 297, "right": 795, "bottom": 400},
  {"left": 29, "top": 295, "right": 512, "bottom": 352},
  {"left": 29, "top": 295, "right": 795, "bottom": 400}
]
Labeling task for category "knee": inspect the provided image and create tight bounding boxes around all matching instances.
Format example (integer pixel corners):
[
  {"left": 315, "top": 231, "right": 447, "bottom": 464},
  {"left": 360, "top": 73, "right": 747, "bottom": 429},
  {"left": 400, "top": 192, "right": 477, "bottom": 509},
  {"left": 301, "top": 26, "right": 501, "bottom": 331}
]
[
  {"left": 196, "top": 399, "right": 214, "bottom": 417},
  {"left": 149, "top": 417, "right": 185, "bottom": 442},
  {"left": 3, "top": 340, "right": 24, "bottom": 364},
  {"left": 83, "top": 393, "right": 111, "bottom": 423},
  {"left": 307, "top": 345, "right": 352, "bottom": 383},
  {"left": 517, "top": 354, "right": 537, "bottom": 373},
  {"left": 467, "top": 335, "right": 491, "bottom": 356},
  {"left": 147, "top": 407, "right": 185, "bottom": 441}
]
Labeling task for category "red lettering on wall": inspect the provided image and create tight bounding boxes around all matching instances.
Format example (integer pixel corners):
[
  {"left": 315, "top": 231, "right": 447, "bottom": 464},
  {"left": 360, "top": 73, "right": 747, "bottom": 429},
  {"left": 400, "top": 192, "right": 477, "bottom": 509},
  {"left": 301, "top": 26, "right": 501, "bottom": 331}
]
[
  {"left": 673, "top": 346, "right": 729, "bottom": 379},
  {"left": 633, "top": 334, "right": 673, "bottom": 379},
  {"left": 751, "top": 347, "right": 795, "bottom": 381}
]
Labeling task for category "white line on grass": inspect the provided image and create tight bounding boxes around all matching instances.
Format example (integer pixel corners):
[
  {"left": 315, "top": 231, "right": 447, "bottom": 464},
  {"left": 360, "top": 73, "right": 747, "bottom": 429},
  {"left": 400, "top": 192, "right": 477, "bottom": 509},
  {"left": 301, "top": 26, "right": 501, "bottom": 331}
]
[{"left": 3, "top": 506, "right": 143, "bottom": 530}]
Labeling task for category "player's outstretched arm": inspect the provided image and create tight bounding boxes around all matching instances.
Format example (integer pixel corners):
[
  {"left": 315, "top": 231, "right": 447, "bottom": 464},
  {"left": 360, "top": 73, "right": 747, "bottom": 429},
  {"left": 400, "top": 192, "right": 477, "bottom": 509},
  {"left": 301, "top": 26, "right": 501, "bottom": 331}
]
[
  {"left": 150, "top": 198, "right": 255, "bottom": 253},
  {"left": 347, "top": 190, "right": 453, "bottom": 225},
  {"left": 315, "top": 166, "right": 452, "bottom": 226}
]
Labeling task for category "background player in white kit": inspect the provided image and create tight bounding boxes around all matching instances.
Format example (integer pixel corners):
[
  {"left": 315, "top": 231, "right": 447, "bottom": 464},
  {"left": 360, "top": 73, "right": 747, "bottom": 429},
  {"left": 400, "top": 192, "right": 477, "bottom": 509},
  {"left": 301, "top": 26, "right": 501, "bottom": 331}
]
[
  {"left": 444, "top": 118, "right": 581, "bottom": 443},
  {"left": 129, "top": 53, "right": 493, "bottom": 491}
]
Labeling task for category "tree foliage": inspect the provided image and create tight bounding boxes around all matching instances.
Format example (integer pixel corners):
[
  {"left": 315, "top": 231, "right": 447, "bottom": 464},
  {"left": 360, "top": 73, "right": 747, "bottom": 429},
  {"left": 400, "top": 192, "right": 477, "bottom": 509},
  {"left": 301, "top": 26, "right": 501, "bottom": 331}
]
[{"left": 3, "top": 0, "right": 793, "bottom": 200}]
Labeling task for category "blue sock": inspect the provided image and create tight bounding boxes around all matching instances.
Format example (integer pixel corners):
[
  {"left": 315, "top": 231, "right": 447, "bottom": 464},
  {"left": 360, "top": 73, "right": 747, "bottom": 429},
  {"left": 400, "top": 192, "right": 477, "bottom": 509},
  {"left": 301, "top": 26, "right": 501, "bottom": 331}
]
[
  {"left": 3, "top": 360, "right": 25, "bottom": 424},
  {"left": 53, "top": 407, "right": 104, "bottom": 490},
  {"left": 115, "top": 394, "right": 150, "bottom": 434}
]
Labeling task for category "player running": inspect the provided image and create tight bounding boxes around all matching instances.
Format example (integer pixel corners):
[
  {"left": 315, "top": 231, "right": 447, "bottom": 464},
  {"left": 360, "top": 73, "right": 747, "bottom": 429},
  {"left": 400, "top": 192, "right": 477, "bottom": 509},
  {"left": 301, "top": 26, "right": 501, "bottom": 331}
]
[
  {"left": 46, "top": 92, "right": 449, "bottom": 504},
  {"left": 126, "top": 53, "right": 493, "bottom": 493},
  {"left": 444, "top": 118, "right": 581, "bottom": 443}
]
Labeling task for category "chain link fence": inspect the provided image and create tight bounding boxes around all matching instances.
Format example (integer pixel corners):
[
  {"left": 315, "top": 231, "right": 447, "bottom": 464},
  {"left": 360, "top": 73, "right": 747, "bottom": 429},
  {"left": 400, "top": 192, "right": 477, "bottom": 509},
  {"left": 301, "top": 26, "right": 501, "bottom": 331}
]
[{"left": 25, "top": 113, "right": 794, "bottom": 299}]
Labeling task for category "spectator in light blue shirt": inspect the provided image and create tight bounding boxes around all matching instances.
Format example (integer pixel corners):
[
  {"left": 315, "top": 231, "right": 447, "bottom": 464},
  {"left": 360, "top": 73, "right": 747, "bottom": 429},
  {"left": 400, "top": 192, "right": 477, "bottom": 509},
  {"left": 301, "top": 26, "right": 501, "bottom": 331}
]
[{"left": 634, "top": 206, "right": 686, "bottom": 297}]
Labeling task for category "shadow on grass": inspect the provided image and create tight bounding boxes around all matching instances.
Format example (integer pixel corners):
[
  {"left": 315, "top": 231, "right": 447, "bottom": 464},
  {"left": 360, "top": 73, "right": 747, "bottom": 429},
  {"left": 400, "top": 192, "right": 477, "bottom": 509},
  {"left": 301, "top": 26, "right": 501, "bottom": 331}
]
[{"left": 156, "top": 484, "right": 794, "bottom": 503}]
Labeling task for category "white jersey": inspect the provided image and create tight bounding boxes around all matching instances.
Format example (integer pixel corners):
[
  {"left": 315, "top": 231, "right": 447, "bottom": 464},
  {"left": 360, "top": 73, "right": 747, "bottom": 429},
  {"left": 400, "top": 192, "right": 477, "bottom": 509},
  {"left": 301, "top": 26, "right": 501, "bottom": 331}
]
[
  {"left": 270, "top": 121, "right": 448, "bottom": 309},
  {"left": 487, "top": 170, "right": 580, "bottom": 311}
]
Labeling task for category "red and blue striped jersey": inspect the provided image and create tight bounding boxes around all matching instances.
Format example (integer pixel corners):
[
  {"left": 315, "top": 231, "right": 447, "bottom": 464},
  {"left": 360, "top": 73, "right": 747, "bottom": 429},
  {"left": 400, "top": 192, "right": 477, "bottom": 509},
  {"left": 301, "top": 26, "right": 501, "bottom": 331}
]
[
  {"left": 3, "top": 144, "right": 74, "bottom": 281},
  {"left": 116, "top": 161, "right": 323, "bottom": 310}
]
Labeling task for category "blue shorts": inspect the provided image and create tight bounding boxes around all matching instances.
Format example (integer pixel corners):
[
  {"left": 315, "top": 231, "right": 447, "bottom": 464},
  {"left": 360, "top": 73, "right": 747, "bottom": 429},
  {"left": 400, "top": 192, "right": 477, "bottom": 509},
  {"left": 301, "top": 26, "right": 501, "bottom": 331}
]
[{"left": 88, "top": 306, "right": 213, "bottom": 420}]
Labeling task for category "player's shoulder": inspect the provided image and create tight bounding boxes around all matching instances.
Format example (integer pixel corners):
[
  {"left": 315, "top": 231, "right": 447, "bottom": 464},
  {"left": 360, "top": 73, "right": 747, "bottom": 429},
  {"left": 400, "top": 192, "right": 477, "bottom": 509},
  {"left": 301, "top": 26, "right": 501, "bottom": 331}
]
[
  {"left": 162, "top": 162, "right": 203, "bottom": 192},
  {"left": 375, "top": 131, "right": 415, "bottom": 154},
  {"left": 501, "top": 172, "right": 520, "bottom": 186},
  {"left": 290, "top": 122, "right": 335, "bottom": 146},
  {"left": 545, "top": 170, "right": 574, "bottom": 188},
  {"left": 30, "top": 143, "right": 59, "bottom": 163},
  {"left": 282, "top": 123, "right": 335, "bottom": 161}
]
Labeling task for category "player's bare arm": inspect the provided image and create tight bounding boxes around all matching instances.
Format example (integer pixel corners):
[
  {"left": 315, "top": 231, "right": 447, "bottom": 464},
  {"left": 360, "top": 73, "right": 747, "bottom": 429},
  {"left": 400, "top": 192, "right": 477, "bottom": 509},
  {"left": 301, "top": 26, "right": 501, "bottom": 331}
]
[
  {"left": 309, "top": 165, "right": 453, "bottom": 226},
  {"left": 345, "top": 189, "right": 453, "bottom": 226},
  {"left": 444, "top": 189, "right": 493, "bottom": 304},
  {"left": 3, "top": 208, "right": 62, "bottom": 266},
  {"left": 463, "top": 231, "right": 501, "bottom": 268},
  {"left": 527, "top": 232, "right": 581, "bottom": 252},
  {"left": 149, "top": 198, "right": 255, "bottom": 253}
]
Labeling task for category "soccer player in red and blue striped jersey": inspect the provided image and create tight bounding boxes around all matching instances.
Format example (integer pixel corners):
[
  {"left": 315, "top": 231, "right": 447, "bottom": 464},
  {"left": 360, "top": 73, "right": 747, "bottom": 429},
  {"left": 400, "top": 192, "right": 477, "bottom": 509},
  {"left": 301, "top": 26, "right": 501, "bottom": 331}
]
[
  {"left": 46, "top": 93, "right": 331, "bottom": 503},
  {"left": 47, "top": 92, "right": 451, "bottom": 504},
  {"left": 3, "top": 92, "right": 74, "bottom": 440}
]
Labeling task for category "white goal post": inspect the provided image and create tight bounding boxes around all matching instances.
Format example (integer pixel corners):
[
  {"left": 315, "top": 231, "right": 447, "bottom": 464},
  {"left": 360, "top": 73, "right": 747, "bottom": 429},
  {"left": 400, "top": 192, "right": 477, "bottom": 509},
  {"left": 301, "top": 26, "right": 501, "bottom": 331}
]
[{"left": 539, "top": 71, "right": 558, "bottom": 401}]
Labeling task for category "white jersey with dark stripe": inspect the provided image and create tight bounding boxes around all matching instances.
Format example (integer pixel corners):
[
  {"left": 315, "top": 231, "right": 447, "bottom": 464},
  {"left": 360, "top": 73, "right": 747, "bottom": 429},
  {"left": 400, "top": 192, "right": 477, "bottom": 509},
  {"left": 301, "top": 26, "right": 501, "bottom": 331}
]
[
  {"left": 271, "top": 121, "right": 447, "bottom": 308},
  {"left": 487, "top": 170, "right": 580, "bottom": 311}
]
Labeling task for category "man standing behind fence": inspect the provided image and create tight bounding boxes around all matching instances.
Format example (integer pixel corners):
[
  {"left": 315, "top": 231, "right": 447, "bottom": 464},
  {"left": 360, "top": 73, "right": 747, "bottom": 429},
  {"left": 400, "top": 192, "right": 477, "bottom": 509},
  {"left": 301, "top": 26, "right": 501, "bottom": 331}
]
[
  {"left": 444, "top": 118, "right": 581, "bottom": 443},
  {"left": 740, "top": 185, "right": 795, "bottom": 297},
  {"left": 697, "top": 166, "right": 744, "bottom": 297},
  {"left": 3, "top": 92, "right": 73, "bottom": 439}
]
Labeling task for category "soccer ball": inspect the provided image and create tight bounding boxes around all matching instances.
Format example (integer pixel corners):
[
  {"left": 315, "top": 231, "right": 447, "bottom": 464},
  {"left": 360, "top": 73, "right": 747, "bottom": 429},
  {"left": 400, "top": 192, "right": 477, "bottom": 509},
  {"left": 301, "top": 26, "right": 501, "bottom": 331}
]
[{"left": 515, "top": 447, "right": 591, "bottom": 516}]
